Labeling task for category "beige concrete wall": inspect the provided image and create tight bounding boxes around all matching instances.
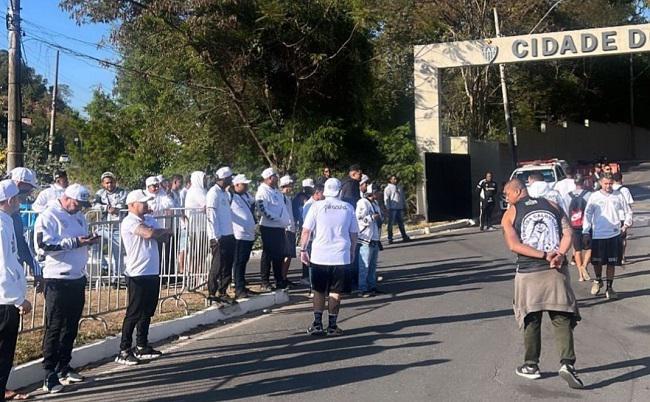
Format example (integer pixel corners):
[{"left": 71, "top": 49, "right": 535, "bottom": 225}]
[{"left": 517, "top": 121, "right": 650, "bottom": 162}]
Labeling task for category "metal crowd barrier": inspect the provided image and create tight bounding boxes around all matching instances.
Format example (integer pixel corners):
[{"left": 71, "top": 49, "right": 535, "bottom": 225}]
[{"left": 18, "top": 207, "right": 212, "bottom": 334}]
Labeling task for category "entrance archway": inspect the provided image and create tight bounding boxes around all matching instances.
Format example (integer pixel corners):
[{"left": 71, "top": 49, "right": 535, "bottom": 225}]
[{"left": 414, "top": 23, "right": 650, "bottom": 220}]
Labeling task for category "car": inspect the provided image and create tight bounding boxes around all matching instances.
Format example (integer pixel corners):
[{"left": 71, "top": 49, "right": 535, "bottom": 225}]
[
  {"left": 499, "top": 159, "right": 567, "bottom": 210},
  {"left": 509, "top": 159, "right": 567, "bottom": 187}
]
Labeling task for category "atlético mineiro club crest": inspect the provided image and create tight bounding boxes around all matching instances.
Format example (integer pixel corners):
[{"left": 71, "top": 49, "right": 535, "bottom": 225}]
[{"left": 481, "top": 43, "right": 499, "bottom": 64}]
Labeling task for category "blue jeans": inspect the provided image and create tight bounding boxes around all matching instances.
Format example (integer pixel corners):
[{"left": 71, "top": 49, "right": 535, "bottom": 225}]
[
  {"left": 97, "top": 226, "right": 123, "bottom": 278},
  {"left": 387, "top": 209, "right": 408, "bottom": 241},
  {"left": 358, "top": 242, "right": 379, "bottom": 292}
]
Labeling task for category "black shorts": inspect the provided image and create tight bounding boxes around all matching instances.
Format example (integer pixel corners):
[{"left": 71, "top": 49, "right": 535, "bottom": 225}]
[
  {"left": 310, "top": 264, "right": 346, "bottom": 294},
  {"left": 591, "top": 235, "right": 621, "bottom": 266},
  {"left": 572, "top": 229, "right": 590, "bottom": 251}
]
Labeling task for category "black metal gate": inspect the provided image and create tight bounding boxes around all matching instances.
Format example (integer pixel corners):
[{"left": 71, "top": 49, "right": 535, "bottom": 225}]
[{"left": 425, "top": 152, "right": 472, "bottom": 221}]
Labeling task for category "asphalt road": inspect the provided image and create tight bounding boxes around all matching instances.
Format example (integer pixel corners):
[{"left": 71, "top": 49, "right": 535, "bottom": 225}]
[{"left": 29, "top": 163, "right": 650, "bottom": 402}]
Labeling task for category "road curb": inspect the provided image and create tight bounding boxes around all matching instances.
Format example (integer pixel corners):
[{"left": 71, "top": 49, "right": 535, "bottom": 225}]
[
  {"left": 8, "top": 291, "right": 290, "bottom": 390},
  {"left": 393, "top": 219, "right": 474, "bottom": 238}
]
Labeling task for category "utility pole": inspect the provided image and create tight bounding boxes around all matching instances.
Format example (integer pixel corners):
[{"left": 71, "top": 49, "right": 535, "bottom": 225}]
[
  {"left": 48, "top": 50, "right": 60, "bottom": 155},
  {"left": 7, "top": 0, "right": 23, "bottom": 171},
  {"left": 493, "top": 8, "right": 517, "bottom": 166},
  {"left": 629, "top": 54, "right": 636, "bottom": 160}
]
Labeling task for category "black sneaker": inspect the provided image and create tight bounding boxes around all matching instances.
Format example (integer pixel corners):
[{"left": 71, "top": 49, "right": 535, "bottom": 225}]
[
  {"left": 559, "top": 364, "right": 584, "bottom": 389},
  {"left": 326, "top": 326, "right": 344, "bottom": 336},
  {"left": 58, "top": 366, "right": 84, "bottom": 384},
  {"left": 307, "top": 325, "right": 325, "bottom": 336},
  {"left": 115, "top": 350, "right": 140, "bottom": 366},
  {"left": 43, "top": 371, "right": 64, "bottom": 393},
  {"left": 515, "top": 364, "right": 541, "bottom": 380},
  {"left": 134, "top": 345, "right": 163, "bottom": 360}
]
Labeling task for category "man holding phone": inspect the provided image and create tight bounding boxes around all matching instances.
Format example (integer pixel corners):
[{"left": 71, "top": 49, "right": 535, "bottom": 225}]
[
  {"left": 0, "top": 180, "right": 32, "bottom": 401},
  {"left": 34, "top": 184, "right": 99, "bottom": 394},
  {"left": 115, "top": 190, "right": 172, "bottom": 365}
]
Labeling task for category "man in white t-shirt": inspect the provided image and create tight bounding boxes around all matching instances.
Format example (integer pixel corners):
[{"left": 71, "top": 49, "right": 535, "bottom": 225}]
[
  {"left": 612, "top": 172, "right": 634, "bottom": 264},
  {"left": 115, "top": 190, "right": 172, "bottom": 365},
  {"left": 555, "top": 166, "right": 577, "bottom": 207},
  {"left": 582, "top": 173, "right": 632, "bottom": 300},
  {"left": 300, "top": 178, "right": 358, "bottom": 336}
]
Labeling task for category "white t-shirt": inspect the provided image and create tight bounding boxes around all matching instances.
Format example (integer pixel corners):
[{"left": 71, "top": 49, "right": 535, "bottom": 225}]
[
  {"left": 121, "top": 213, "right": 161, "bottom": 277},
  {"left": 554, "top": 178, "right": 576, "bottom": 199},
  {"left": 303, "top": 197, "right": 359, "bottom": 265},
  {"left": 582, "top": 190, "right": 632, "bottom": 239}
]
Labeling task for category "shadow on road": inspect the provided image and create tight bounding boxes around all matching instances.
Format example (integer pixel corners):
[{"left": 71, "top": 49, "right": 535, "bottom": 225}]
[{"left": 580, "top": 356, "right": 650, "bottom": 390}]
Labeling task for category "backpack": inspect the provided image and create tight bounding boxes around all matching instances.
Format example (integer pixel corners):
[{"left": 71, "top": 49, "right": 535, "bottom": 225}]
[{"left": 568, "top": 190, "right": 588, "bottom": 229}]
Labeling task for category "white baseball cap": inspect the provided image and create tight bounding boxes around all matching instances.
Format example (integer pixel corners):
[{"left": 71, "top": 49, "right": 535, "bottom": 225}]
[
  {"left": 232, "top": 174, "right": 251, "bottom": 185},
  {"left": 216, "top": 166, "right": 233, "bottom": 180},
  {"left": 10, "top": 167, "right": 38, "bottom": 188},
  {"left": 301, "top": 178, "right": 315, "bottom": 188},
  {"left": 64, "top": 184, "right": 91, "bottom": 206},
  {"left": 0, "top": 179, "right": 19, "bottom": 202},
  {"left": 126, "top": 189, "right": 155, "bottom": 205},
  {"left": 360, "top": 174, "right": 369, "bottom": 185},
  {"left": 279, "top": 175, "right": 294, "bottom": 187},
  {"left": 156, "top": 174, "right": 168, "bottom": 184},
  {"left": 145, "top": 176, "right": 160, "bottom": 187},
  {"left": 261, "top": 167, "right": 277, "bottom": 179},
  {"left": 100, "top": 171, "right": 116, "bottom": 180},
  {"left": 323, "top": 178, "right": 342, "bottom": 198}
]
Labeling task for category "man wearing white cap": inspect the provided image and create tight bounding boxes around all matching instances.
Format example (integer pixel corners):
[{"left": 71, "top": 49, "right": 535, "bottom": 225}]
[
  {"left": 9, "top": 167, "right": 41, "bottom": 284},
  {"left": 300, "top": 178, "right": 359, "bottom": 336},
  {"left": 256, "top": 168, "right": 291, "bottom": 291},
  {"left": 0, "top": 179, "right": 32, "bottom": 401},
  {"left": 230, "top": 174, "right": 257, "bottom": 299},
  {"left": 34, "top": 184, "right": 99, "bottom": 393},
  {"left": 279, "top": 175, "right": 297, "bottom": 286},
  {"left": 206, "top": 167, "right": 236, "bottom": 303},
  {"left": 115, "top": 190, "right": 172, "bottom": 366},
  {"left": 93, "top": 172, "right": 127, "bottom": 285},
  {"left": 145, "top": 176, "right": 174, "bottom": 218},
  {"left": 32, "top": 170, "right": 69, "bottom": 213},
  {"left": 356, "top": 184, "right": 383, "bottom": 297}
]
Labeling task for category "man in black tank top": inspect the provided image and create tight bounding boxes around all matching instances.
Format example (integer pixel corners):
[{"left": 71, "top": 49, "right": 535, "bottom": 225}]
[{"left": 501, "top": 179, "right": 583, "bottom": 389}]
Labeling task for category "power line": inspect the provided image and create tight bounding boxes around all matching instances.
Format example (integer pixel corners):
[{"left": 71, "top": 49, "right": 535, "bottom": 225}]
[{"left": 22, "top": 30, "right": 220, "bottom": 92}]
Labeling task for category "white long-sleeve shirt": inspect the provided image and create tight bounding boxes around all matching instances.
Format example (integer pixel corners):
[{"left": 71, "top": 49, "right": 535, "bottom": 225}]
[
  {"left": 255, "top": 183, "right": 290, "bottom": 229},
  {"left": 582, "top": 190, "right": 633, "bottom": 239},
  {"left": 231, "top": 192, "right": 256, "bottom": 241},
  {"left": 206, "top": 184, "right": 233, "bottom": 240},
  {"left": 34, "top": 201, "right": 89, "bottom": 279},
  {"left": 0, "top": 210, "right": 26, "bottom": 307},
  {"left": 356, "top": 197, "right": 382, "bottom": 242},
  {"left": 32, "top": 184, "right": 66, "bottom": 213}
]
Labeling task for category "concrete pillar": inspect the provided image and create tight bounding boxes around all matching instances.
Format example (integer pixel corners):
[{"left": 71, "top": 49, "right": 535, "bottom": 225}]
[{"left": 414, "top": 47, "right": 442, "bottom": 220}]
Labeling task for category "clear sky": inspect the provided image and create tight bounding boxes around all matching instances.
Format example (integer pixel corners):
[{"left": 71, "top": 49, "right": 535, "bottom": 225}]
[{"left": 0, "top": 0, "right": 117, "bottom": 114}]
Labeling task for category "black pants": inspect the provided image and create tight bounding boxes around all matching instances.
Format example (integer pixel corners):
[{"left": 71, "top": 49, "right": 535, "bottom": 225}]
[
  {"left": 387, "top": 209, "right": 408, "bottom": 241},
  {"left": 260, "top": 226, "right": 285, "bottom": 287},
  {"left": 234, "top": 239, "right": 254, "bottom": 293},
  {"left": 120, "top": 275, "right": 160, "bottom": 351},
  {"left": 0, "top": 305, "right": 20, "bottom": 399},
  {"left": 208, "top": 235, "right": 235, "bottom": 296},
  {"left": 480, "top": 201, "right": 495, "bottom": 229},
  {"left": 42, "top": 277, "right": 86, "bottom": 372}
]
